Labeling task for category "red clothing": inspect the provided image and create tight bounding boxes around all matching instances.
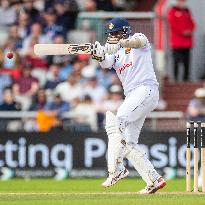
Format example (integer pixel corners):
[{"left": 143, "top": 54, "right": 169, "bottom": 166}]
[
  {"left": 15, "top": 76, "right": 38, "bottom": 94},
  {"left": 0, "top": 68, "right": 21, "bottom": 80},
  {"left": 23, "top": 56, "right": 48, "bottom": 70},
  {"left": 168, "top": 6, "right": 195, "bottom": 49}
]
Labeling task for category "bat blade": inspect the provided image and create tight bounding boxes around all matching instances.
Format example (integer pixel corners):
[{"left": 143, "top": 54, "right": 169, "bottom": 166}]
[{"left": 34, "top": 43, "right": 92, "bottom": 56}]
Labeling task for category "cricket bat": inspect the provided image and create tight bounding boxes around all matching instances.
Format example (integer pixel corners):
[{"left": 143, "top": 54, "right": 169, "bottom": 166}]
[
  {"left": 34, "top": 43, "right": 93, "bottom": 56},
  {"left": 34, "top": 36, "right": 120, "bottom": 56}
]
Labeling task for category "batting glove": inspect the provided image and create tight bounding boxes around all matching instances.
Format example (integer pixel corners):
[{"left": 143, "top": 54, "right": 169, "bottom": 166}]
[{"left": 92, "top": 41, "right": 105, "bottom": 62}]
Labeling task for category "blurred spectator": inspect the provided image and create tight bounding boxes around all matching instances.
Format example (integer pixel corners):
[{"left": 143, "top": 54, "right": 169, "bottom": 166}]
[
  {"left": 0, "top": 88, "right": 21, "bottom": 131},
  {"left": 68, "top": 19, "right": 96, "bottom": 44},
  {"left": 0, "top": 88, "right": 21, "bottom": 111},
  {"left": 45, "top": 0, "right": 78, "bottom": 14},
  {"left": 78, "top": 54, "right": 90, "bottom": 68},
  {"left": 23, "top": 1, "right": 40, "bottom": 23},
  {"left": 11, "top": 1, "right": 25, "bottom": 15},
  {"left": 73, "top": 94, "right": 97, "bottom": 131},
  {"left": 17, "top": 11, "right": 31, "bottom": 39},
  {"left": 20, "top": 33, "right": 48, "bottom": 83},
  {"left": 112, "top": 0, "right": 127, "bottom": 11},
  {"left": 44, "top": 92, "right": 70, "bottom": 130},
  {"left": 167, "top": 0, "right": 195, "bottom": 81},
  {"left": 54, "top": 0, "right": 78, "bottom": 33},
  {"left": 73, "top": 57, "right": 90, "bottom": 81},
  {"left": 53, "top": 34, "right": 65, "bottom": 43},
  {"left": 45, "top": 92, "right": 70, "bottom": 116},
  {"left": 75, "top": 0, "right": 86, "bottom": 11},
  {"left": 84, "top": 0, "right": 97, "bottom": 11},
  {"left": 45, "top": 0, "right": 55, "bottom": 9},
  {"left": 55, "top": 72, "right": 83, "bottom": 105},
  {"left": 8, "top": 24, "right": 23, "bottom": 50},
  {"left": 96, "top": 68, "right": 114, "bottom": 88},
  {"left": 80, "top": 54, "right": 97, "bottom": 79},
  {"left": 13, "top": 66, "right": 39, "bottom": 110},
  {"left": 95, "top": 0, "right": 115, "bottom": 11},
  {"left": 76, "top": 0, "right": 129, "bottom": 11},
  {"left": 0, "top": 74, "right": 12, "bottom": 103},
  {"left": 58, "top": 60, "right": 73, "bottom": 81},
  {"left": 22, "top": 55, "right": 48, "bottom": 87},
  {"left": 29, "top": 89, "right": 47, "bottom": 111},
  {"left": 95, "top": 84, "right": 123, "bottom": 128},
  {"left": 82, "top": 76, "right": 107, "bottom": 103},
  {"left": 44, "top": 63, "right": 61, "bottom": 90},
  {"left": 0, "top": 0, "right": 16, "bottom": 27},
  {"left": 47, "top": 35, "right": 66, "bottom": 65},
  {"left": 58, "top": 56, "right": 82, "bottom": 81},
  {"left": 43, "top": 7, "right": 65, "bottom": 40},
  {"left": 111, "top": 73, "right": 121, "bottom": 85},
  {"left": 20, "top": 23, "right": 51, "bottom": 56},
  {"left": 187, "top": 88, "right": 205, "bottom": 121},
  {"left": 97, "top": 84, "right": 123, "bottom": 113}
]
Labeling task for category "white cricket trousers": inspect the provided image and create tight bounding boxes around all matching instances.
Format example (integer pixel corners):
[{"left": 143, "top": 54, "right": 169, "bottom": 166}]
[
  {"left": 116, "top": 85, "right": 160, "bottom": 185},
  {"left": 117, "top": 84, "right": 159, "bottom": 146}
]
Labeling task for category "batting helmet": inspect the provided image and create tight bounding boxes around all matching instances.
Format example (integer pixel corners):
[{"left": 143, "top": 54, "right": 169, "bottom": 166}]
[{"left": 105, "top": 17, "right": 131, "bottom": 38}]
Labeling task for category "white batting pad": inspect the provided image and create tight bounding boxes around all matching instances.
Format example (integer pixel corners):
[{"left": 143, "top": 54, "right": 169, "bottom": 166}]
[
  {"left": 105, "top": 111, "right": 125, "bottom": 173},
  {"left": 125, "top": 144, "right": 160, "bottom": 186}
]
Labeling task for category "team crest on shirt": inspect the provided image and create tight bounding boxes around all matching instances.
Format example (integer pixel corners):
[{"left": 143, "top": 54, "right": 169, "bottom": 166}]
[
  {"left": 109, "top": 23, "right": 114, "bottom": 29},
  {"left": 125, "top": 48, "right": 131, "bottom": 54}
]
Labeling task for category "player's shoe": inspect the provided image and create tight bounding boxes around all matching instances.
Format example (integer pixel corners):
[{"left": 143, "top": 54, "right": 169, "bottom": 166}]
[
  {"left": 138, "top": 177, "right": 166, "bottom": 194},
  {"left": 102, "top": 168, "right": 129, "bottom": 188}
]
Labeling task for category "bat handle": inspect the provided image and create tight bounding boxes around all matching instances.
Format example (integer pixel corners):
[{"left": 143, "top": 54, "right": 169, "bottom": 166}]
[{"left": 90, "top": 44, "right": 94, "bottom": 55}]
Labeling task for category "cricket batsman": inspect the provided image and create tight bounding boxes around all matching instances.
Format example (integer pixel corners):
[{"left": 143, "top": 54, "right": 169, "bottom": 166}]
[{"left": 91, "top": 17, "right": 166, "bottom": 194}]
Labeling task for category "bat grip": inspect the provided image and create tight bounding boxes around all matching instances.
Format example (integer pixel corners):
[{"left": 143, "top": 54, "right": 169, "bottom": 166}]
[{"left": 90, "top": 44, "right": 94, "bottom": 55}]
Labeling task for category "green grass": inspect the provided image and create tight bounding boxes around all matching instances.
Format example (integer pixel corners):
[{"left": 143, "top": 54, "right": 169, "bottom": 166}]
[{"left": 0, "top": 178, "right": 204, "bottom": 205}]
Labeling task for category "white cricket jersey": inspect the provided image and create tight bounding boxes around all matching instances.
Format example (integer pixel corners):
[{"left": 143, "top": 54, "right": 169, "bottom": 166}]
[{"left": 100, "top": 33, "right": 159, "bottom": 96}]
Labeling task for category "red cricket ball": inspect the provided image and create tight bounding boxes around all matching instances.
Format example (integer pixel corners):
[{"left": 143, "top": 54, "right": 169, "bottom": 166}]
[{"left": 6, "top": 52, "right": 14, "bottom": 59}]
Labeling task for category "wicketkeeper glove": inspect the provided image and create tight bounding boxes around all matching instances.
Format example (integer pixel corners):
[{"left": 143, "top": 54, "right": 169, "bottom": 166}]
[
  {"left": 105, "top": 36, "right": 121, "bottom": 55},
  {"left": 92, "top": 41, "right": 105, "bottom": 62}
]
